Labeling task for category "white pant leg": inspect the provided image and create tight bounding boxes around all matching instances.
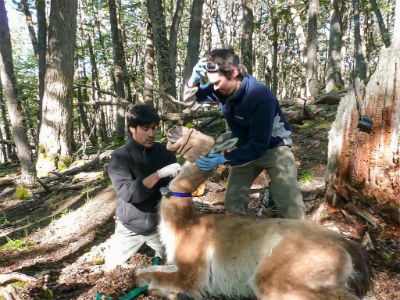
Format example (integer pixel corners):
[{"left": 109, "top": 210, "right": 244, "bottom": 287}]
[
  {"left": 104, "top": 220, "right": 145, "bottom": 271},
  {"left": 143, "top": 231, "right": 165, "bottom": 258}
]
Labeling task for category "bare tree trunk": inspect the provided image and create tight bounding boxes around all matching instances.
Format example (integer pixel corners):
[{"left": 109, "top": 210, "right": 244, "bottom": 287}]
[
  {"left": 353, "top": 0, "right": 367, "bottom": 81},
  {"left": 108, "top": 0, "right": 130, "bottom": 138},
  {"left": 326, "top": 0, "right": 345, "bottom": 92},
  {"left": 0, "top": 79, "right": 11, "bottom": 162},
  {"left": 147, "top": 0, "right": 177, "bottom": 108},
  {"left": 169, "top": 0, "right": 185, "bottom": 87},
  {"left": 144, "top": 19, "right": 155, "bottom": 105},
  {"left": 271, "top": 11, "right": 278, "bottom": 94},
  {"left": 370, "top": 0, "right": 391, "bottom": 48},
  {"left": 36, "top": 0, "right": 47, "bottom": 138},
  {"left": 36, "top": 0, "right": 78, "bottom": 177},
  {"left": 19, "top": 0, "right": 38, "bottom": 56},
  {"left": 241, "top": 0, "right": 253, "bottom": 74},
  {"left": 326, "top": 44, "right": 400, "bottom": 223},
  {"left": 306, "top": 0, "right": 320, "bottom": 96},
  {"left": 0, "top": 0, "right": 36, "bottom": 184},
  {"left": 183, "top": 0, "right": 204, "bottom": 84},
  {"left": 202, "top": 0, "right": 217, "bottom": 53}
]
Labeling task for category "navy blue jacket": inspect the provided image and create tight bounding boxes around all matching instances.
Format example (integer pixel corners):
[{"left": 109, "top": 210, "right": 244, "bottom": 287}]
[
  {"left": 195, "top": 75, "right": 292, "bottom": 166},
  {"left": 108, "top": 138, "right": 176, "bottom": 234}
]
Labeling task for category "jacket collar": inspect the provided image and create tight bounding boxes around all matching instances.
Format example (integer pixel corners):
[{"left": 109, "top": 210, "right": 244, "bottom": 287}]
[{"left": 224, "top": 75, "right": 249, "bottom": 106}]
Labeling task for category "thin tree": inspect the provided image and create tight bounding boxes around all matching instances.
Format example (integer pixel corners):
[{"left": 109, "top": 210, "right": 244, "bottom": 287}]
[
  {"left": 182, "top": 0, "right": 204, "bottom": 84},
  {"left": 147, "top": 0, "right": 177, "bottom": 105},
  {"left": 306, "top": 0, "right": 320, "bottom": 96},
  {"left": 108, "top": 0, "right": 130, "bottom": 138},
  {"left": 36, "top": 0, "right": 78, "bottom": 177},
  {"left": 353, "top": 0, "right": 367, "bottom": 81},
  {"left": 325, "top": 0, "right": 345, "bottom": 92},
  {"left": 370, "top": 0, "right": 391, "bottom": 47},
  {"left": 0, "top": 0, "right": 36, "bottom": 184},
  {"left": 241, "top": 0, "right": 254, "bottom": 74},
  {"left": 144, "top": 19, "right": 155, "bottom": 105}
]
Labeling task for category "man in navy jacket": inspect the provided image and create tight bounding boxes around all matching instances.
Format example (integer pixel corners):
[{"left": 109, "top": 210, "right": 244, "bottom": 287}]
[
  {"left": 104, "top": 105, "right": 180, "bottom": 270},
  {"left": 184, "top": 49, "right": 305, "bottom": 219}
]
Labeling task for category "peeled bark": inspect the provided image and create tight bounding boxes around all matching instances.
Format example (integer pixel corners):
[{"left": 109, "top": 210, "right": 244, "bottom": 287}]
[{"left": 326, "top": 46, "right": 400, "bottom": 223}]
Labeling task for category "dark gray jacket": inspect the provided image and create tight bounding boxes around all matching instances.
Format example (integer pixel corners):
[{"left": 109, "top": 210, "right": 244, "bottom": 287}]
[{"left": 108, "top": 138, "right": 176, "bottom": 234}]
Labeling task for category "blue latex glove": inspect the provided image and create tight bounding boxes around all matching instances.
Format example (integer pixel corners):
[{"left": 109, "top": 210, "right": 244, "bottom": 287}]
[
  {"left": 189, "top": 58, "right": 207, "bottom": 86},
  {"left": 196, "top": 153, "right": 225, "bottom": 171}
]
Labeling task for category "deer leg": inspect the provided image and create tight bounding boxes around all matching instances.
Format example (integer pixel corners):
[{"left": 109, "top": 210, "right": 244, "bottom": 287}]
[{"left": 136, "top": 263, "right": 207, "bottom": 298}]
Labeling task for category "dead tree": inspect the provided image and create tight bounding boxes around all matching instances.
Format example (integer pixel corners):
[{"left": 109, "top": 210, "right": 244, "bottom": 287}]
[{"left": 325, "top": 45, "right": 400, "bottom": 223}]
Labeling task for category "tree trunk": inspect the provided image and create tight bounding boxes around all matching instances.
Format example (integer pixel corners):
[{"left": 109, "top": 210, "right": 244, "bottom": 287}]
[
  {"left": 0, "top": 81, "right": 13, "bottom": 159},
  {"left": 0, "top": 0, "right": 36, "bottom": 184},
  {"left": 19, "top": 0, "right": 38, "bottom": 57},
  {"left": 370, "top": 0, "right": 391, "bottom": 48},
  {"left": 144, "top": 19, "right": 155, "bottom": 105},
  {"left": 182, "top": 0, "right": 204, "bottom": 84},
  {"left": 353, "top": 0, "right": 367, "bottom": 81},
  {"left": 241, "top": 0, "right": 254, "bottom": 74},
  {"left": 201, "top": 0, "right": 217, "bottom": 53},
  {"left": 36, "top": 0, "right": 47, "bottom": 138},
  {"left": 147, "top": 0, "right": 177, "bottom": 111},
  {"left": 271, "top": 12, "right": 278, "bottom": 95},
  {"left": 326, "top": 44, "right": 400, "bottom": 223},
  {"left": 326, "top": 0, "right": 345, "bottom": 93},
  {"left": 108, "top": 0, "right": 130, "bottom": 138},
  {"left": 36, "top": 0, "right": 78, "bottom": 177},
  {"left": 169, "top": 0, "right": 185, "bottom": 87},
  {"left": 306, "top": 0, "right": 320, "bottom": 96}
]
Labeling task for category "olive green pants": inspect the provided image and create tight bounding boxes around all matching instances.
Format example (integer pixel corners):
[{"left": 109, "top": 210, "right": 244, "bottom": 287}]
[{"left": 225, "top": 146, "right": 305, "bottom": 219}]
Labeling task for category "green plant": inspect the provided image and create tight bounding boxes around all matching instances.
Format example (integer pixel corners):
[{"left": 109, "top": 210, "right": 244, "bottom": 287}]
[
  {"left": 299, "top": 170, "right": 315, "bottom": 183},
  {"left": 15, "top": 186, "right": 30, "bottom": 200},
  {"left": 112, "top": 136, "right": 126, "bottom": 147},
  {"left": 58, "top": 155, "right": 74, "bottom": 170},
  {"left": 1, "top": 239, "right": 26, "bottom": 250},
  {"left": 38, "top": 144, "right": 47, "bottom": 154},
  {"left": 0, "top": 213, "right": 10, "bottom": 226}
]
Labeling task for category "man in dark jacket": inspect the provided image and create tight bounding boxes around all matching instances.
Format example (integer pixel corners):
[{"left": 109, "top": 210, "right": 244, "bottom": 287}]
[
  {"left": 183, "top": 48, "right": 305, "bottom": 219},
  {"left": 104, "top": 105, "right": 180, "bottom": 271}
]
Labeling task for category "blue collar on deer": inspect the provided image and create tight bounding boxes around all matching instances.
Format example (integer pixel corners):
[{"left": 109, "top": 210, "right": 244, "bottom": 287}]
[{"left": 160, "top": 186, "right": 192, "bottom": 198}]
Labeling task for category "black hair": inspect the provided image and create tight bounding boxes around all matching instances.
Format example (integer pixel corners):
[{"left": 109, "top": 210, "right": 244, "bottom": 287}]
[
  {"left": 205, "top": 48, "right": 248, "bottom": 80},
  {"left": 126, "top": 104, "right": 160, "bottom": 128}
]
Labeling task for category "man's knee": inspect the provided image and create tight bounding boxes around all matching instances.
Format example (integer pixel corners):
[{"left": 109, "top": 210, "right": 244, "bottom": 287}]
[{"left": 224, "top": 199, "right": 247, "bottom": 214}]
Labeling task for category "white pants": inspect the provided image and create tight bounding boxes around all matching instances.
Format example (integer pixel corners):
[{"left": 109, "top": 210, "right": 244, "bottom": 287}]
[{"left": 104, "top": 220, "right": 165, "bottom": 271}]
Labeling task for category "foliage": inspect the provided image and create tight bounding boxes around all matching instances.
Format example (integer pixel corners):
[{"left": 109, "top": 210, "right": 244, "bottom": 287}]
[
  {"left": 57, "top": 156, "right": 75, "bottom": 170},
  {"left": 0, "top": 239, "right": 35, "bottom": 250},
  {"left": 299, "top": 170, "right": 315, "bottom": 183},
  {"left": 15, "top": 186, "right": 30, "bottom": 200}
]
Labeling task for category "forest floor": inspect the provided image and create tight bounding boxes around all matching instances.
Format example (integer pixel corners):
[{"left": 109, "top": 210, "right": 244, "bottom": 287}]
[{"left": 0, "top": 103, "right": 399, "bottom": 300}]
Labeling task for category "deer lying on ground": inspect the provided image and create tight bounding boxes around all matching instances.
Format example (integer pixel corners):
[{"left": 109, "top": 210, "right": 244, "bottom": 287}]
[{"left": 137, "top": 125, "right": 373, "bottom": 300}]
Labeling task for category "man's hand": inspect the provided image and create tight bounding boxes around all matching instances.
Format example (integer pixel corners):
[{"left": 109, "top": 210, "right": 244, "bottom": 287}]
[
  {"left": 188, "top": 58, "right": 207, "bottom": 86},
  {"left": 196, "top": 153, "right": 225, "bottom": 171},
  {"left": 157, "top": 163, "right": 181, "bottom": 178}
]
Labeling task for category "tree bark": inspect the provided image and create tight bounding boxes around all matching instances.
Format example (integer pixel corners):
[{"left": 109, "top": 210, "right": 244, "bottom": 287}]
[
  {"left": 0, "top": 81, "right": 13, "bottom": 159},
  {"left": 108, "top": 0, "right": 130, "bottom": 138},
  {"left": 169, "top": 0, "right": 185, "bottom": 87},
  {"left": 147, "top": 0, "right": 177, "bottom": 106},
  {"left": 326, "top": 0, "right": 345, "bottom": 93},
  {"left": 241, "top": 0, "right": 254, "bottom": 74},
  {"left": 326, "top": 45, "right": 400, "bottom": 223},
  {"left": 182, "top": 0, "right": 204, "bottom": 84},
  {"left": 36, "top": 0, "right": 47, "bottom": 137},
  {"left": 36, "top": 0, "right": 78, "bottom": 177},
  {"left": 370, "top": 0, "right": 391, "bottom": 48},
  {"left": 306, "top": 0, "right": 320, "bottom": 96},
  {"left": 19, "top": 0, "right": 38, "bottom": 57},
  {"left": 144, "top": 19, "right": 155, "bottom": 105},
  {"left": 353, "top": 0, "right": 367, "bottom": 81},
  {"left": 0, "top": 0, "right": 36, "bottom": 184}
]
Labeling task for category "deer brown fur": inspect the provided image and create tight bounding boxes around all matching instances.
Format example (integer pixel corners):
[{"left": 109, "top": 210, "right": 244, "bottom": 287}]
[{"left": 136, "top": 126, "right": 373, "bottom": 300}]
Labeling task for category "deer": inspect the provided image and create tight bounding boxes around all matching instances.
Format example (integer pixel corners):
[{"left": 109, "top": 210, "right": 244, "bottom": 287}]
[{"left": 136, "top": 125, "right": 373, "bottom": 300}]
